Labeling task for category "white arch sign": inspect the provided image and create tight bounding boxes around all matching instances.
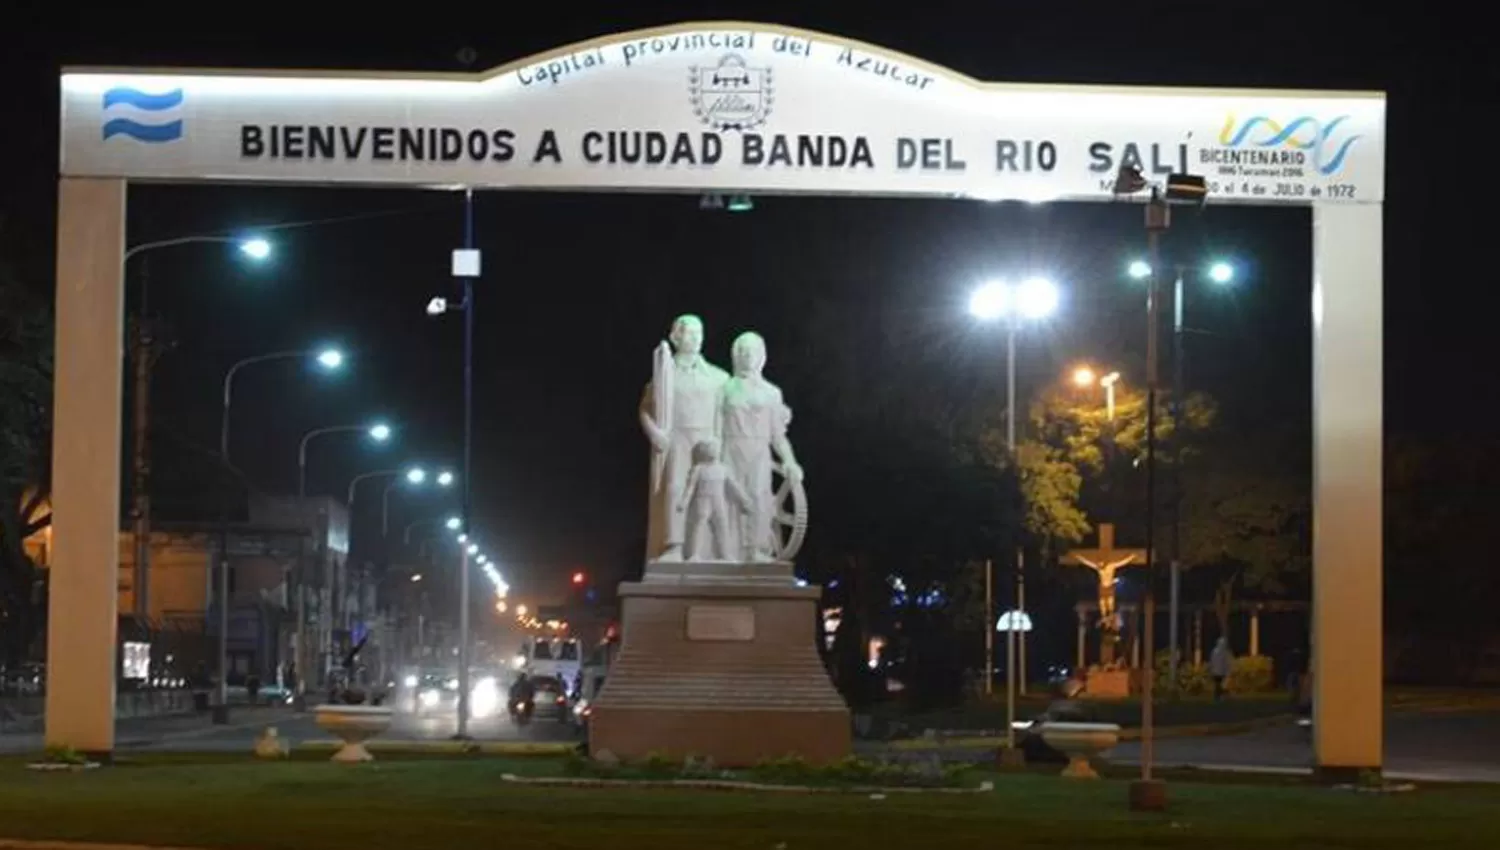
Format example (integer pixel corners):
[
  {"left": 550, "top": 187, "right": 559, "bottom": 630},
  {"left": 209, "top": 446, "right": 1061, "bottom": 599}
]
[{"left": 47, "top": 23, "right": 1383, "bottom": 778}]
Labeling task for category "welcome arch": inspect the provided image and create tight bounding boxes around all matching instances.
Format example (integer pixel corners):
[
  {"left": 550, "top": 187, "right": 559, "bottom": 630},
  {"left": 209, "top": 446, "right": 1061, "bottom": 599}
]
[{"left": 51, "top": 21, "right": 1384, "bottom": 772}]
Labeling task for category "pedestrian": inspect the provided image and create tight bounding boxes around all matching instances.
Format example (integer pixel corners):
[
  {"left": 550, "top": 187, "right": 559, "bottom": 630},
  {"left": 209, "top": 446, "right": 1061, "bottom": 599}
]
[
  {"left": 1285, "top": 647, "right": 1307, "bottom": 708},
  {"left": 1209, "top": 637, "right": 1234, "bottom": 701}
]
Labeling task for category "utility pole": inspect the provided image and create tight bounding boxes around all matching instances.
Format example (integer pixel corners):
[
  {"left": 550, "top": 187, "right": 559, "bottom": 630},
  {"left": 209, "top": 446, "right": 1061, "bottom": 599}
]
[
  {"left": 129, "top": 258, "right": 163, "bottom": 622},
  {"left": 454, "top": 189, "right": 478, "bottom": 740},
  {"left": 1168, "top": 265, "right": 1186, "bottom": 693},
  {"left": 129, "top": 318, "right": 154, "bottom": 621},
  {"left": 1132, "top": 187, "right": 1170, "bottom": 806}
]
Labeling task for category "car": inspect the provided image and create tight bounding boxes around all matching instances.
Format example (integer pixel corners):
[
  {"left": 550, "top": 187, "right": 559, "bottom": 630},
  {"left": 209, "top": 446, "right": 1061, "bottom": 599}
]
[
  {"left": 526, "top": 675, "right": 570, "bottom": 722},
  {"left": 402, "top": 673, "right": 459, "bottom": 714}
]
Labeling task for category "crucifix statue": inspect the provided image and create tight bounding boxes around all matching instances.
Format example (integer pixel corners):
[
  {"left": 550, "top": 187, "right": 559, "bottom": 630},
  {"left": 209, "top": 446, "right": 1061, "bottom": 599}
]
[{"left": 1060, "top": 522, "right": 1145, "bottom": 665}]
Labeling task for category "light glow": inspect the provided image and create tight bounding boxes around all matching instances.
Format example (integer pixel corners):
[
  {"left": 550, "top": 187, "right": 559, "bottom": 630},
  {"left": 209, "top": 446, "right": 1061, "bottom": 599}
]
[{"left": 239, "top": 238, "right": 271, "bottom": 260}]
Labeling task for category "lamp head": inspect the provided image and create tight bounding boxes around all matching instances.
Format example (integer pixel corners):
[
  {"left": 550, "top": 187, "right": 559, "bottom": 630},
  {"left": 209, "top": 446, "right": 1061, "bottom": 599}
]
[
  {"left": 425, "top": 297, "right": 448, "bottom": 316},
  {"left": 436, "top": 470, "right": 455, "bottom": 487},
  {"left": 1208, "top": 261, "right": 1235, "bottom": 285},
  {"left": 238, "top": 238, "right": 272, "bottom": 260},
  {"left": 968, "top": 280, "right": 1011, "bottom": 321},
  {"left": 405, "top": 467, "right": 426, "bottom": 485},
  {"left": 1016, "top": 277, "right": 1059, "bottom": 320},
  {"left": 1112, "top": 164, "right": 1148, "bottom": 196},
  {"left": 368, "top": 423, "right": 392, "bottom": 442},
  {"left": 315, "top": 348, "right": 344, "bottom": 370}
]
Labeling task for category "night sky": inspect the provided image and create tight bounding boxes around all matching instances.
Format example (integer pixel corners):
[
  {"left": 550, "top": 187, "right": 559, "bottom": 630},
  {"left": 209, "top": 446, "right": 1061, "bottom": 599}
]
[{"left": 0, "top": 7, "right": 1481, "bottom": 602}]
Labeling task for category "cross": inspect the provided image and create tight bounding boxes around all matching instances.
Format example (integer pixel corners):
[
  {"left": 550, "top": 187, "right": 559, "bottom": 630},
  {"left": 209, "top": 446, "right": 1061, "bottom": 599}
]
[
  {"left": 1060, "top": 523, "right": 1146, "bottom": 664},
  {"left": 1060, "top": 523, "right": 1146, "bottom": 584}
]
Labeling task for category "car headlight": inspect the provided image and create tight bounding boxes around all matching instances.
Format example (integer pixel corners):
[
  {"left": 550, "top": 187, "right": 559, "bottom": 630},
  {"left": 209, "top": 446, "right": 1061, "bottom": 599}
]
[
  {"left": 445, "top": 678, "right": 459, "bottom": 690},
  {"left": 474, "top": 676, "right": 497, "bottom": 694},
  {"left": 403, "top": 675, "right": 418, "bottom": 688},
  {"left": 419, "top": 689, "right": 440, "bottom": 707}
]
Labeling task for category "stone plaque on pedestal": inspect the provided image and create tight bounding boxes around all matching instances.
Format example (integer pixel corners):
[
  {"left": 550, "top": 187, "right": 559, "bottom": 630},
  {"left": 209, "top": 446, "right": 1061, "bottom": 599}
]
[
  {"left": 686, "top": 605, "right": 756, "bottom": 641},
  {"left": 588, "top": 564, "right": 851, "bottom": 766}
]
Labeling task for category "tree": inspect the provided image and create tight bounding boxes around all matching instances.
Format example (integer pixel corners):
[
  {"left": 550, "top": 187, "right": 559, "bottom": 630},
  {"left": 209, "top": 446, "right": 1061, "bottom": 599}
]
[
  {"left": 1178, "top": 427, "right": 1310, "bottom": 641},
  {"left": 0, "top": 257, "right": 52, "bottom": 664},
  {"left": 1001, "top": 379, "right": 1217, "bottom": 560}
]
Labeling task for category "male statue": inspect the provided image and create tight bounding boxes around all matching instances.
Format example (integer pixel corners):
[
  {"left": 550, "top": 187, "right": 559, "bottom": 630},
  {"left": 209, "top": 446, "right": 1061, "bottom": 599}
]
[
  {"left": 721, "top": 331, "right": 803, "bottom": 562},
  {"left": 639, "top": 314, "right": 730, "bottom": 562}
]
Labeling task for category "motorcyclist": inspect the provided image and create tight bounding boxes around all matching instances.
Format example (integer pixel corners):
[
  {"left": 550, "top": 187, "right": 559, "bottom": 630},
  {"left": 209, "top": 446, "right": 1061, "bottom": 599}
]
[{"left": 508, "top": 673, "right": 536, "bottom": 716}]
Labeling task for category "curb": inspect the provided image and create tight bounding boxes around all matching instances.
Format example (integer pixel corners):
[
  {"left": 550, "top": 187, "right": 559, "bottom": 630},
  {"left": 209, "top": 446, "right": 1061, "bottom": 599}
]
[
  {"left": 1, "top": 842, "right": 201, "bottom": 850},
  {"left": 496, "top": 773, "right": 993, "bottom": 794},
  {"left": 295, "top": 739, "right": 577, "bottom": 755},
  {"left": 883, "top": 714, "right": 1294, "bottom": 751}
]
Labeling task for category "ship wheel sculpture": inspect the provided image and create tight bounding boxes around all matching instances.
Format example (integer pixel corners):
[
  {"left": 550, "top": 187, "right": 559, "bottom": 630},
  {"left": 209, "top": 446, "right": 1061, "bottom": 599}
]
[{"left": 769, "top": 461, "right": 808, "bottom": 561}]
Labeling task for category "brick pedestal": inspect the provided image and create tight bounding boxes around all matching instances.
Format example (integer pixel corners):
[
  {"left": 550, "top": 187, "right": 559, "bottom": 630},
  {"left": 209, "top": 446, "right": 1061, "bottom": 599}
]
[{"left": 589, "top": 564, "right": 850, "bottom": 766}]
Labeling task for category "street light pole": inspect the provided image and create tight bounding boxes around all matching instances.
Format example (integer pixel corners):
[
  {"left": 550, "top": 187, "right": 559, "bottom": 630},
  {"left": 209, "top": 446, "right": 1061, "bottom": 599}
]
[
  {"left": 1169, "top": 266, "right": 1186, "bottom": 693},
  {"left": 968, "top": 276, "right": 1058, "bottom": 763},
  {"left": 299, "top": 424, "right": 381, "bottom": 500},
  {"left": 1140, "top": 189, "right": 1170, "bottom": 788},
  {"left": 216, "top": 346, "right": 341, "bottom": 715},
  {"left": 123, "top": 235, "right": 269, "bottom": 624},
  {"left": 130, "top": 258, "right": 156, "bottom": 623},
  {"left": 1007, "top": 319, "right": 1029, "bottom": 698},
  {"left": 456, "top": 189, "right": 477, "bottom": 740}
]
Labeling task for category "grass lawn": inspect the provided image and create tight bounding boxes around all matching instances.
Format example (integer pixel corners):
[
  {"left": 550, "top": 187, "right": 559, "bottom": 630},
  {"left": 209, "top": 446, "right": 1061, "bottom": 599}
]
[{"left": 2, "top": 754, "right": 1499, "bottom": 849}]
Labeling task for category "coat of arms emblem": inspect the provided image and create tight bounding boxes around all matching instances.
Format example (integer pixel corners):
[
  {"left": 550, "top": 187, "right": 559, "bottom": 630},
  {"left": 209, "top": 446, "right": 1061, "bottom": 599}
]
[{"left": 689, "top": 54, "right": 773, "bottom": 132}]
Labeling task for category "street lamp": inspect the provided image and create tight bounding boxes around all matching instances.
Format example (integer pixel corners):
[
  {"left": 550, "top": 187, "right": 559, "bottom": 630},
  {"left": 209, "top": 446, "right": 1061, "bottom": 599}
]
[
  {"left": 968, "top": 274, "right": 1060, "bottom": 758},
  {"left": 124, "top": 234, "right": 272, "bottom": 623},
  {"left": 445, "top": 516, "right": 463, "bottom": 531},
  {"left": 291, "top": 418, "right": 390, "bottom": 705},
  {"left": 214, "top": 344, "right": 341, "bottom": 720},
  {"left": 1113, "top": 164, "right": 1212, "bottom": 810},
  {"left": 239, "top": 238, "right": 271, "bottom": 260},
  {"left": 221, "top": 347, "right": 344, "bottom": 468},
  {"left": 1127, "top": 256, "right": 1239, "bottom": 696},
  {"left": 297, "top": 421, "right": 392, "bottom": 499},
  {"left": 426, "top": 189, "right": 480, "bottom": 739},
  {"left": 1072, "top": 366, "right": 1122, "bottom": 421},
  {"left": 124, "top": 234, "right": 273, "bottom": 265},
  {"left": 1207, "top": 260, "right": 1235, "bottom": 285},
  {"left": 381, "top": 467, "right": 455, "bottom": 537}
]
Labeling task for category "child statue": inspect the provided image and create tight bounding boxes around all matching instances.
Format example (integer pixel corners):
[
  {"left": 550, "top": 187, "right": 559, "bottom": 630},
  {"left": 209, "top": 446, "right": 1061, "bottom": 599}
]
[{"left": 676, "top": 439, "right": 752, "bottom": 562}]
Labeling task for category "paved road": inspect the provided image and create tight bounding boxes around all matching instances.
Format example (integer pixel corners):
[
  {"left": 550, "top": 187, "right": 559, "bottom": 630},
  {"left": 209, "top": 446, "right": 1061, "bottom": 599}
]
[
  {"left": 1104, "top": 709, "right": 1500, "bottom": 781},
  {"left": 0, "top": 705, "right": 580, "bottom": 754}
]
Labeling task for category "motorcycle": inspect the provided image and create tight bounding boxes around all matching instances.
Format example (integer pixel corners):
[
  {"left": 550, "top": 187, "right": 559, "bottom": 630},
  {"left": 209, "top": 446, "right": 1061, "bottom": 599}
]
[{"left": 509, "top": 697, "right": 534, "bottom": 726}]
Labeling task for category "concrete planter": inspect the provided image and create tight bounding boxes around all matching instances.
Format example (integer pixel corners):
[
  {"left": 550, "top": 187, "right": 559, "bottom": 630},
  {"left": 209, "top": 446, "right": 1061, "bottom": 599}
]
[
  {"left": 313, "top": 704, "right": 393, "bottom": 763},
  {"left": 1036, "top": 721, "right": 1120, "bottom": 779}
]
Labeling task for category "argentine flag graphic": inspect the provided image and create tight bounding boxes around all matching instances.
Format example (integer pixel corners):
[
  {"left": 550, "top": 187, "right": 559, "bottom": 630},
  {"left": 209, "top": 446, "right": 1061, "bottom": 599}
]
[{"left": 101, "top": 87, "right": 184, "bottom": 143}]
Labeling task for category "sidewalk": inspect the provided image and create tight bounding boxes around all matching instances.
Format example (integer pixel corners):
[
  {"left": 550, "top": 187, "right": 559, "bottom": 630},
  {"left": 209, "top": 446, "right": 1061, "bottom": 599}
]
[{"left": 0, "top": 705, "right": 295, "bottom": 754}]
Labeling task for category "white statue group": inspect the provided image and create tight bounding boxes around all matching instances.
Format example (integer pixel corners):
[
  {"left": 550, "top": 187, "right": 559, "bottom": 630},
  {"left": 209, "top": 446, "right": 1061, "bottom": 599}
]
[{"left": 640, "top": 314, "right": 807, "bottom": 565}]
